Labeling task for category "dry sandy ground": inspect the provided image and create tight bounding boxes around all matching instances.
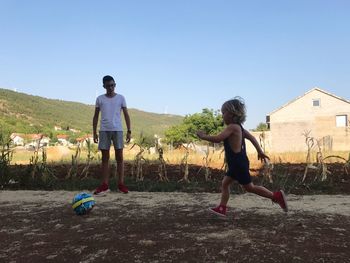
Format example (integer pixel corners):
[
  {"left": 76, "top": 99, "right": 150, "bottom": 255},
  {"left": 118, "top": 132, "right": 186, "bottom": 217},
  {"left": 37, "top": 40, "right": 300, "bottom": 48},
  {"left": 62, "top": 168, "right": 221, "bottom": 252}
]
[{"left": 0, "top": 191, "right": 349, "bottom": 263}]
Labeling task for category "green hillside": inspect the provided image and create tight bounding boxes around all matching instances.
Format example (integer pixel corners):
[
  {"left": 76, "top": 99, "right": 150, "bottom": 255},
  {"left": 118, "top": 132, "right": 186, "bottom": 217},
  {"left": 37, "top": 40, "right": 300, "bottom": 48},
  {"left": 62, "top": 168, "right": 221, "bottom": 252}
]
[{"left": 0, "top": 88, "right": 183, "bottom": 137}]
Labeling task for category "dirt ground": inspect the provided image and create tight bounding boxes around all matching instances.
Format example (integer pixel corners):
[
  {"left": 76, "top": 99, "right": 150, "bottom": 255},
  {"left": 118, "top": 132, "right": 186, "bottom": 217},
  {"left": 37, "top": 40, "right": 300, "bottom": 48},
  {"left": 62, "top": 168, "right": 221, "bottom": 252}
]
[{"left": 0, "top": 191, "right": 349, "bottom": 263}]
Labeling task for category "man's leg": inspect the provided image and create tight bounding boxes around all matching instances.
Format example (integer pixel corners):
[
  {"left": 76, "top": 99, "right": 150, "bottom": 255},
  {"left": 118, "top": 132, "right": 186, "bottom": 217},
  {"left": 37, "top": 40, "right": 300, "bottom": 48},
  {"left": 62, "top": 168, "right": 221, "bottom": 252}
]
[
  {"left": 113, "top": 131, "right": 128, "bottom": 193},
  {"left": 101, "top": 149, "right": 110, "bottom": 184},
  {"left": 93, "top": 149, "right": 111, "bottom": 195},
  {"left": 115, "top": 149, "right": 124, "bottom": 185},
  {"left": 115, "top": 148, "right": 128, "bottom": 193}
]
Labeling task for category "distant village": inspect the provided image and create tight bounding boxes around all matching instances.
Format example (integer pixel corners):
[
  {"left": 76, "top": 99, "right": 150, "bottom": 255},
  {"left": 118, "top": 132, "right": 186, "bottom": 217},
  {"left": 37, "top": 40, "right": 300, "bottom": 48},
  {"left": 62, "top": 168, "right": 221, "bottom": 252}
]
[
  {"left": 8, "top": 88, "right": 350, "bottom": 153},
  {"left": 10, "top": 125, "right": 94, "bottom": 150}
]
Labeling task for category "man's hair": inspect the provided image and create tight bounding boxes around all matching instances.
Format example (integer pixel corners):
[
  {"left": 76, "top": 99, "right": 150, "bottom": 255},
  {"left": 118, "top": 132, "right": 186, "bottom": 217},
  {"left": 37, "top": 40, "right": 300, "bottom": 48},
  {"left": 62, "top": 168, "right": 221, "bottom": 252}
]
[
  {"left": 222, "top": 96, "right": 246, "bottom": 124},
  {"left": 102, "top": 75, "right": 115, "bottom": 84}
]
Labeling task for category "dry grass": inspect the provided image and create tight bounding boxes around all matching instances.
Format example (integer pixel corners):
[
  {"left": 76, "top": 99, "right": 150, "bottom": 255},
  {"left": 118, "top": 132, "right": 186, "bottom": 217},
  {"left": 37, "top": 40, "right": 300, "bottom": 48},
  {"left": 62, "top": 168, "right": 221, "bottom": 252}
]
[
  {"left": 11, "top": 146, "right": 349, "bottom": 169},
  {"left": 269, "top": 151, "right": 349, "bottom": 164},
  {"left": 12, "top": 146, "right": 74, "bottom": 164}
]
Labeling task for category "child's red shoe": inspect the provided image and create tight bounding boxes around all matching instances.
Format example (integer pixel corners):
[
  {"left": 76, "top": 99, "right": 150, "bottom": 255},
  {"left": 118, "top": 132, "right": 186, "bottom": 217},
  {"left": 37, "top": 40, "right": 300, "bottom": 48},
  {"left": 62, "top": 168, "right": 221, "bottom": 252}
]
[
  {"left": 273, "top": 190, "right": 288, "bottom": 212},
  {"left": 209, "top": 205, "right": 227, "bottom": 217}
]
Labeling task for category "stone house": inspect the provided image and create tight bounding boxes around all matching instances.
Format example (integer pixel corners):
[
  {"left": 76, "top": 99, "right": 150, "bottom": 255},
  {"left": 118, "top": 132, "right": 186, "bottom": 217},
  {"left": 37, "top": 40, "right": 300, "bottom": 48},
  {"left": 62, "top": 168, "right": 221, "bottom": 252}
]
[
  {"left": 57, "top": 134, "right": 69, "bottom": 146},
  {"left": 10, "top": 133, "right": 50, "bottom": 147},
  {"left": 10, "top": 133, "right": 25, "bottom": 146},
  {"left": 264, "top": 87, "right": 350, "bottom": 152}
]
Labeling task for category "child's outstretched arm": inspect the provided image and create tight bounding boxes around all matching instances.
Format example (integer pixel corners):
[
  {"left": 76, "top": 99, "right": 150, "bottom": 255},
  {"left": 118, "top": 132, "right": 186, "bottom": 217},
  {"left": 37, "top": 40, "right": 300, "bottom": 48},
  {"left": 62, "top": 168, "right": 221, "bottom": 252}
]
[
  {"left": 197, "top": 125, "right": 237, "bottom": 143},
  {"left": 243, "top": 129, "right": 269, "bottom": 161}
]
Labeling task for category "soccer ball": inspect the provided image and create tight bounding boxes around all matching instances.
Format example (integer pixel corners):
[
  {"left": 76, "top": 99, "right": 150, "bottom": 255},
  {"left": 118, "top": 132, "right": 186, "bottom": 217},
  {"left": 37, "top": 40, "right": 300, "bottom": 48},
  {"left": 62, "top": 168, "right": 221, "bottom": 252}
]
[{"left": 72, "top": 192, "right": 95, "bottom": 215}]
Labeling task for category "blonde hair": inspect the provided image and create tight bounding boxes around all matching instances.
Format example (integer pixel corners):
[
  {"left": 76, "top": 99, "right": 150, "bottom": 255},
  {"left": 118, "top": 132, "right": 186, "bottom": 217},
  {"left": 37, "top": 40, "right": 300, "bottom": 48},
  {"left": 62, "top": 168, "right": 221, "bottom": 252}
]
[{"left": 222, "top": 97, "right": 246, "bottom": 124}]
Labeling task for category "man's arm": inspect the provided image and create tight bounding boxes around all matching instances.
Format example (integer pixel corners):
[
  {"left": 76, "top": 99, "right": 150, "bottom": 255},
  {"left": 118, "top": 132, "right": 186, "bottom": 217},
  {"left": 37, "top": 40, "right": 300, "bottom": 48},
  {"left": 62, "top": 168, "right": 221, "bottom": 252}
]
[
  {"left": 93, "top": 107, "right": 100, "bottom": 143},
  {"left": 122, "top": 107, "right": 131, "bottom": 143},
  {"left": 243, "top": 129, "right": 269, "bottom": 161}
]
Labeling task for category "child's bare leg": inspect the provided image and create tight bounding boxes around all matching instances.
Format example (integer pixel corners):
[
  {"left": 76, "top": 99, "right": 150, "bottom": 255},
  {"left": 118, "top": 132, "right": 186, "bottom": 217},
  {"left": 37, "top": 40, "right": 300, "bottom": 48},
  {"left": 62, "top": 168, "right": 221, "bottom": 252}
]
[
  {"left": 220, "top": 176, "right": 234, "bottom": 206},
  {"left": 101, "top": 149, "right": 110, "bottom": 184},
  {"left": 243, "top": 183, "right": 274, "bottom": 199}
]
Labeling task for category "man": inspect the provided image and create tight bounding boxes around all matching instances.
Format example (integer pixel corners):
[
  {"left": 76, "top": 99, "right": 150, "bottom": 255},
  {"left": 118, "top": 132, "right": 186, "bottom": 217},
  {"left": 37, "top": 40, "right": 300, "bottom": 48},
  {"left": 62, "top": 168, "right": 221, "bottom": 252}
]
[{"left": 93, "top": 75, "right": 131, "bottom": 195}]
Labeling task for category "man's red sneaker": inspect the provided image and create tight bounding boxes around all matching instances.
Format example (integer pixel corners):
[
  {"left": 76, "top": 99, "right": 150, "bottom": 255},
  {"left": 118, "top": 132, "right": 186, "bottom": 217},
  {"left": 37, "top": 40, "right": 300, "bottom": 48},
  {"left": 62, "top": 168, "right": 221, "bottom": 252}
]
[
  {"left": 273, "top": 190, "right": 288, "bottom": 212},
  {"left": 209, "top": 205, "right": 227, "bottom": 217},
  {"left": 93, "top": 183, "right": 110, "bottom": 196},
  {"left": 118, "top": 183, "right": 129, "bottom": 194}
]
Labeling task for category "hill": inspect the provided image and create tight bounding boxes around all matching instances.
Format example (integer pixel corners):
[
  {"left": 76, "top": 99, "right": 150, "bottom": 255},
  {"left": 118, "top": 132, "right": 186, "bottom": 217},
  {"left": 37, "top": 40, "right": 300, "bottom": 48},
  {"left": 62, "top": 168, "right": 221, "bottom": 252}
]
[{"left": 0, "top": 88, "right": 183, "bottom": 137}]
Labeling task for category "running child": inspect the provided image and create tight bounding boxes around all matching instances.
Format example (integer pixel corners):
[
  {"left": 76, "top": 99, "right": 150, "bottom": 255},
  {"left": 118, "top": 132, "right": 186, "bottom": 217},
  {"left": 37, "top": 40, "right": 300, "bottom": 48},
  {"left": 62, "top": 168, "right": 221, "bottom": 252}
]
[{"left": 196, "top": 97, "right": 287, "bottom": 216}]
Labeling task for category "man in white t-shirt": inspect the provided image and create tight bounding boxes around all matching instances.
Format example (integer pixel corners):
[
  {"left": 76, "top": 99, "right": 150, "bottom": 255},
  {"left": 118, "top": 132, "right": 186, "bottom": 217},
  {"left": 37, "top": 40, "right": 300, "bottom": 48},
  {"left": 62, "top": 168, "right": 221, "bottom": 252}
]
[{"left": 93, "top": 75, "right": 131, "bottom": 195}]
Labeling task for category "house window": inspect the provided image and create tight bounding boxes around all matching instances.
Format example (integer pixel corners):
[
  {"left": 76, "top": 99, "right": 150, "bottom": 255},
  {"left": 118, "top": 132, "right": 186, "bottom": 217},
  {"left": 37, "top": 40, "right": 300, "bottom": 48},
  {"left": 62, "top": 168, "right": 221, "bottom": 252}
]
[
  {"left": 336, "top": 115, "right": 348, "bottom": 127},
  {"left": 265, "top": 115, "right": 270, "bottom": 129},
  {"left": 313, "top": 99, "right": 320, "bottom": 107}
]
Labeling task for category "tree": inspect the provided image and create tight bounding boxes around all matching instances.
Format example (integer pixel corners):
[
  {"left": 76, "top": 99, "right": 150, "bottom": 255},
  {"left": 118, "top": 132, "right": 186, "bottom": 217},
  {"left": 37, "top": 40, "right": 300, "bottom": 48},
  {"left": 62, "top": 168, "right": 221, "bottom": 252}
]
[
  {"left": 253, "top": 122, "right": 269, "bottom": 131},
  {"left": 164, "top": 109, "right": 224, "bottom": 147},
  {"left": 134, "top": 133, "right": 155, "bottom": 149}
]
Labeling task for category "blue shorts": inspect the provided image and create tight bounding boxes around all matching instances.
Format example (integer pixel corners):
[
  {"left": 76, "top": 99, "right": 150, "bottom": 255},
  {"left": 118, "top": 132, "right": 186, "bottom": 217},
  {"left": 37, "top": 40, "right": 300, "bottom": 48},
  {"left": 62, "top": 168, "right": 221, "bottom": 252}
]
[{"left": 98, "top": 131, "right": 124, "bottom": 150}]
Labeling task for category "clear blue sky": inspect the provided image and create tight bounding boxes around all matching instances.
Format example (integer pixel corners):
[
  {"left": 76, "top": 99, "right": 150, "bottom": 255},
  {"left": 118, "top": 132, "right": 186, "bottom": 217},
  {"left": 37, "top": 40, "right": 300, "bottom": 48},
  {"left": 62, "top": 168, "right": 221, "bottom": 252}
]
[{"left": 1, "top": 0, "right": 349, "bottom": 129}]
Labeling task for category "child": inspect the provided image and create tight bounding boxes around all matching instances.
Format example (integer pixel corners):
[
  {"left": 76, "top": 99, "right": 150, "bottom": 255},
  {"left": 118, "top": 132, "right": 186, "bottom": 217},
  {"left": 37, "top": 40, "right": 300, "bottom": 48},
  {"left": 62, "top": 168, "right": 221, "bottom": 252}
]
[
  {"left": 196, "top": 97, "right": 287, "bottom": 216},
  {"left": 93, "top": 75, "right": 131, "bottom": 195}
]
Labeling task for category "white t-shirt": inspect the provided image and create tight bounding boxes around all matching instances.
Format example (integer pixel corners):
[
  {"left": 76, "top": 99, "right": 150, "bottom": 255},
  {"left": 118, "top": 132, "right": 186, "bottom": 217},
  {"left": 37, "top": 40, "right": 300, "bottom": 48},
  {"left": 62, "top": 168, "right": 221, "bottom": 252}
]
[{"left": 95, "top": 94, "right": 127, "bottom": 131}]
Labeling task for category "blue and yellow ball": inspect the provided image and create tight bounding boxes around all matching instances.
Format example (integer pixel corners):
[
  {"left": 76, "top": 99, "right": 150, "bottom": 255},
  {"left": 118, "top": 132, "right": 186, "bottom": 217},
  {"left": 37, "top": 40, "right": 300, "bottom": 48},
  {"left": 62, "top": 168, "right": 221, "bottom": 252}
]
[{"left": 72, "top": 192, "right": 95, "bottom": 215}]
